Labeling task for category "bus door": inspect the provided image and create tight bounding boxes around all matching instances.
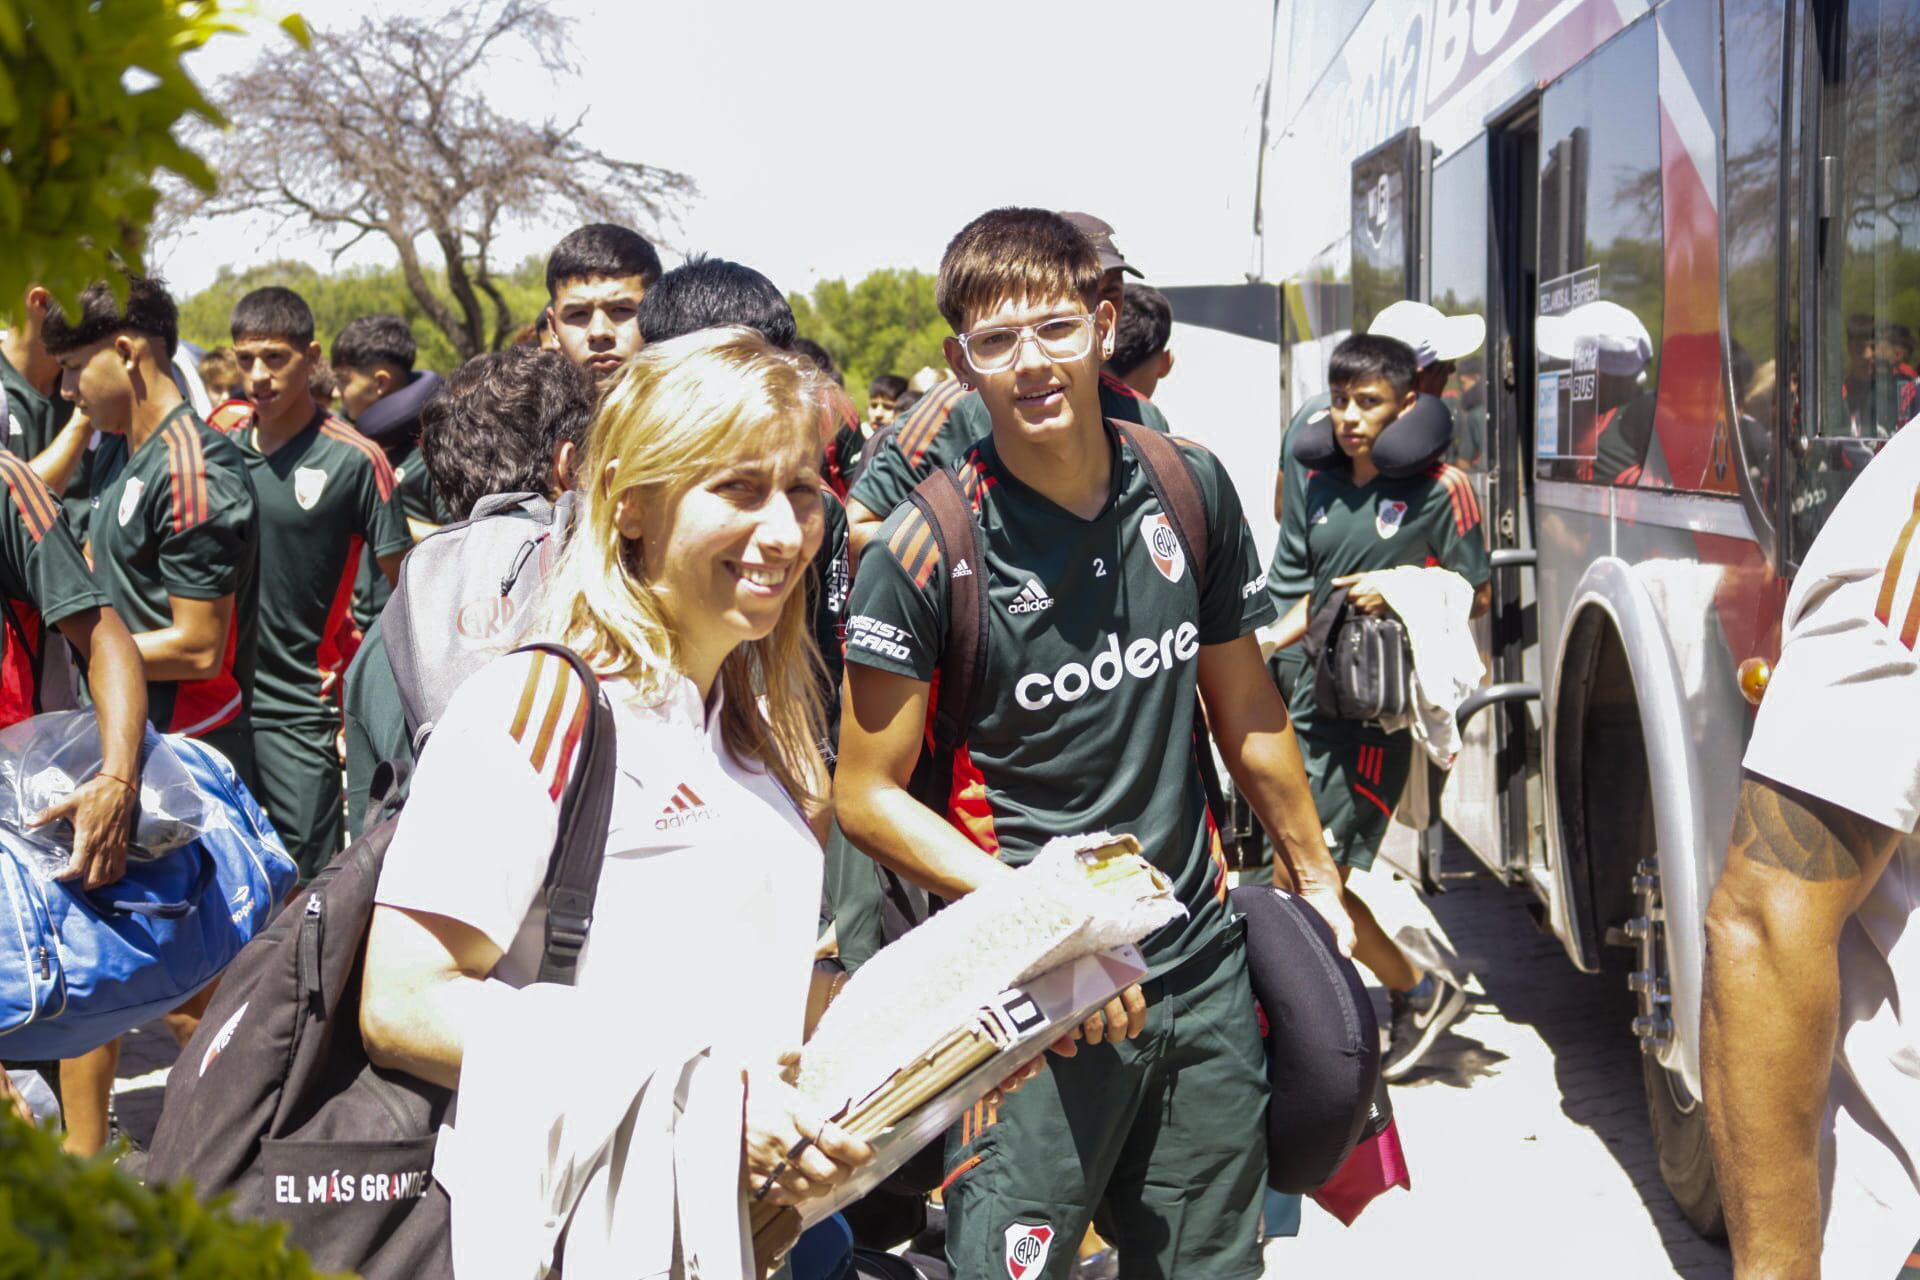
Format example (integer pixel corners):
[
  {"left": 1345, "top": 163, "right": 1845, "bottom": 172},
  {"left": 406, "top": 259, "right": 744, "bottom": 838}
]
[{"left": 1429, "top": 106, "right": 1546, "bottom": 883}]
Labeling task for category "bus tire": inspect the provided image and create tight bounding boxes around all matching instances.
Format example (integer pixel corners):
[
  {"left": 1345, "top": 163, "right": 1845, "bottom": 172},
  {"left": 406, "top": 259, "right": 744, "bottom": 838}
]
[{"left": 1641, "top": 1046, "right": 1726, "bottom": 1239}]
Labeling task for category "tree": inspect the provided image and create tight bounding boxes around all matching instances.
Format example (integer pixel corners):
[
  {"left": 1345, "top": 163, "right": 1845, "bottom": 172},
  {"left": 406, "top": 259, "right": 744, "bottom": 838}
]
[
  {"left": 176, "top": 256, "right": 550, "bottom": 374},
  {"left": 790, "top": 269, "right": 950, "bottom": 397},
  {"left": 0, "top": 0, "right": 289, "bottom": 312},
  {"left": 178, "top": 0, "right": 692, "bottom": 362}
]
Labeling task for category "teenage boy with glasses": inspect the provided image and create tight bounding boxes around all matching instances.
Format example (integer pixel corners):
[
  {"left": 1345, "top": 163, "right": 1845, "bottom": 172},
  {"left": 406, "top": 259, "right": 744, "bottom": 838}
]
[{"left": 835, "top": 208, "right": 1352, "bottom": 1279}]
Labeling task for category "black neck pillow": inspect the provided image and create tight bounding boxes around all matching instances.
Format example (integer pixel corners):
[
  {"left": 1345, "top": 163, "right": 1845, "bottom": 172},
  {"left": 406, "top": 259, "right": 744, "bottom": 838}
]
[
  {"left": 1231, "top": 882, "right": 1382, "bottom": 1193},
  {"left": 1289, "top": 390, "right": 1454, "bottom": 478},
  {"left": 354, "top": 369, "right": 445, "bottom": 443}
]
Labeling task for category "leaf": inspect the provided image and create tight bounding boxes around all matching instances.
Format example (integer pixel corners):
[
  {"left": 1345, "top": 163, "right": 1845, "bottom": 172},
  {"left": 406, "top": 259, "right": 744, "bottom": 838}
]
[{"left": 278, "top": 11, "right": 311, "bottom": 49}]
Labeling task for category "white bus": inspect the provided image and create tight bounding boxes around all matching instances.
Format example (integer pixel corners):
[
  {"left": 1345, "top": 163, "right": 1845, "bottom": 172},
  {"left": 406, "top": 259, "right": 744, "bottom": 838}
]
[{"left": 1164, "top": 0, "right": 1918, "bottom": 1234}]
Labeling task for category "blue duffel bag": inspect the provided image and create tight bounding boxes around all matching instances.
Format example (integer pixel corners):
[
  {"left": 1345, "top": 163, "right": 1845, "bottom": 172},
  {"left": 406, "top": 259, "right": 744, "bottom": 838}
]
[{"left": 0, "top": 734, "right": 297, "bottom": 1060}]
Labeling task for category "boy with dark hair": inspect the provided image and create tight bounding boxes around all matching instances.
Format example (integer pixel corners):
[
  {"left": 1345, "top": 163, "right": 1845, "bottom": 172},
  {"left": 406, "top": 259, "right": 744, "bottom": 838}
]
[
  {"left": 636, "top": 255, "right": 796, "bottom": 349},
  {"left": 42, "top": 273, "right": 258, "bottom": 1154},
  {"left": 543, "top": 223, "right": 663, "bottom": 386},
  {"left": 843, "top": 211, "right": 1169, "bottom": 557},
  {"left": 332, "top": 314, "right": 446, "bottom": 627},
  {"left": 792, "top": 337, "right": 842, "bottom": 386},
  {"left": 1265, "top": 331, "right": 1491, "bottom": 1079},
  {"left": 1108, "top": 283, "right": 1174, "bottom": 400},
  {"left": 342, "top": 347, "right": 592, "bottom": 832},
  {"left": 2, "top": 285, "right": 101, "bottom": 526},
  {"left": 836, "top": 207, "right": 1352, "bottom": 1279},
  {"left": 218, "top": 286, "right": 411, "bottom": 878},
  {"left": 867, "top": 373, "right": 907, "bottom": 428}
]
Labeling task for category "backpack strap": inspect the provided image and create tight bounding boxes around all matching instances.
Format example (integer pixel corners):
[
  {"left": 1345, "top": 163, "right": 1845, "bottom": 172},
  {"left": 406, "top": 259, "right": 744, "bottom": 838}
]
[
  {"left": 1114, "top": 420, "right": 1208, "bottom": 596},
  {"left": 510, "top": 643, "right": 619, "bottom": 988},
  {"left": 907, "top": 468, "right": 988, "bottom": 761}
]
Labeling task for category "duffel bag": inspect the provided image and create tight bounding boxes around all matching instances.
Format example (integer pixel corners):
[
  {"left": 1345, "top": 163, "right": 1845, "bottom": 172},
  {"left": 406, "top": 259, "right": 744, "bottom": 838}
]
[{"left": 0, "top": 734, "right": 296, "bottom": 1061}]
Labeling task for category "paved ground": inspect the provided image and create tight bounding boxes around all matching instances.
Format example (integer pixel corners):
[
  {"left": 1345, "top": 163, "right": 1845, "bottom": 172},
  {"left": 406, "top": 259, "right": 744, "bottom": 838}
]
[
  {"left": 1260, "top": 861, "right": 1732, "bottom": 1279},
  {"left": 102, "top": 859, "right": 1732, "bottom": 1278}
]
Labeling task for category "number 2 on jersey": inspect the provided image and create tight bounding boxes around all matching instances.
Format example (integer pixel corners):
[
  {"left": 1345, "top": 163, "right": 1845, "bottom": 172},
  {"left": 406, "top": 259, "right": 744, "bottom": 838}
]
[{"left": 1094, "top": 557, "right": 1108, "bottom": 578}]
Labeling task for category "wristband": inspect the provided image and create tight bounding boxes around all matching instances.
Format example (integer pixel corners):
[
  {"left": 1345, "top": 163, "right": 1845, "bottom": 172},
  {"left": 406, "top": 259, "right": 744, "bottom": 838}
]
[{"left": 96, "top": 772, "right": 138, "bottom": 795}]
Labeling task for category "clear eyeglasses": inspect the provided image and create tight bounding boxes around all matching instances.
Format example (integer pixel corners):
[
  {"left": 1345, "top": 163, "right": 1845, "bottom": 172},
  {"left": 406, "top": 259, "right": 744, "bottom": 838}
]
[{"left": 955, "top": 314, "right": 1097, "bottom": 373}]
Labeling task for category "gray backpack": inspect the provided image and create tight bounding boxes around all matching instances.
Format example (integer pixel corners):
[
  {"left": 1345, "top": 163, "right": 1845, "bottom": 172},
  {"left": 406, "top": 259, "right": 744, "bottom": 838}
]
[{"left": 383, "top": 490, "right": 575, "bottom": 746}]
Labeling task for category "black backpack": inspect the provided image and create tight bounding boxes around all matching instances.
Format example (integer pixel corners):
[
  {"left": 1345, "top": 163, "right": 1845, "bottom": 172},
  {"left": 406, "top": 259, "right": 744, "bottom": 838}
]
[{"left": 143, "top": 644, "right": 617, "bottom": 1279}]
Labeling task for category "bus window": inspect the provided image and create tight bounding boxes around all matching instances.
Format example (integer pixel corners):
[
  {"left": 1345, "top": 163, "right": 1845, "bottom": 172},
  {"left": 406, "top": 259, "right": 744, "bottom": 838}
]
[
  {"left": 1533, "top": 20, "right": 1665, "bottom": 489},
  {"left": 1792, "top": 0, "right": 1920, "bottom": 560},
  {"left": 1724, "top": 0, "right": 1789, "bottom": 513},
  {"left": 1429, "top": 136, "right": 1491, "bottom": 476}
]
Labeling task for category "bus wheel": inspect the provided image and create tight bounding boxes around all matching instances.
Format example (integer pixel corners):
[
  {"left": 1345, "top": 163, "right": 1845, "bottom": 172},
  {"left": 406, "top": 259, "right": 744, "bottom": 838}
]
[{"left": 1628, "top": 857, "right": 1727, "bottom": 1239}]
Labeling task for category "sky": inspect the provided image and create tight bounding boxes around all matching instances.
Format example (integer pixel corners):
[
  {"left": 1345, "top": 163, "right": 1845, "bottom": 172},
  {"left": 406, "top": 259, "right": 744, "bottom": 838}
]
[{"left": 157, "top": 0, "right": 1279, "bottom": 301}]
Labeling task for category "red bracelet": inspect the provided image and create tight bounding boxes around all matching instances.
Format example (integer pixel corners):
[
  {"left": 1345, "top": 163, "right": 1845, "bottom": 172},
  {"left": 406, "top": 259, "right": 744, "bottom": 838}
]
[{"left": 96, "top": 772, "right": 137, "bottom": 795}]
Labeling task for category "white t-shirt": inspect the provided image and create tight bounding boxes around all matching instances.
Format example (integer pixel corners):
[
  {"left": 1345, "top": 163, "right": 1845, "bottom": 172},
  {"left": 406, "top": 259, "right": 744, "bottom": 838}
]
[
  {"left": 1742, "top": 421, "right": 1920, "bottom": 1276},
  {"left": 375, "top": 648, "right": 823, "bottom": 1068}
]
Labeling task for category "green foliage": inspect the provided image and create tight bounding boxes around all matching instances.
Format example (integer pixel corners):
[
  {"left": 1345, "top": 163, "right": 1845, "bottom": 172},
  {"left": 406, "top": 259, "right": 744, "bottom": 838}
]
[
  {"left": 0, "top": 0, "right": 300, "bottom": 316},
  {"left": 178, "top": 257, "right": 550, "bottom": 373},
  {"left": 789, "top": 269, "right": 950, "bottom": 395},
  {"left": 0, "top": 1106, "right": 333, "bottom": 1277}
]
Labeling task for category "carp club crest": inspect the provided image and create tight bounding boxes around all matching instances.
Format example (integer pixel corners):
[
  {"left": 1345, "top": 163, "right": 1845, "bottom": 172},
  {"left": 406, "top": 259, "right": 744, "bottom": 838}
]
[
  {"left": 118, "top": 475, "right": 145, "bottom": 527},
  {"left": 1376, "top": 498, "right": 1408, "bottom": 540},
  {"left": 1003, "top": 1221, "right": 1054, "bottom": 1279},
  {"left": 1140, "top": 511, "right": 1185, "bottom": 583},
  {"left": 294, "top": 467, "right": 329, "bottom": 511}
]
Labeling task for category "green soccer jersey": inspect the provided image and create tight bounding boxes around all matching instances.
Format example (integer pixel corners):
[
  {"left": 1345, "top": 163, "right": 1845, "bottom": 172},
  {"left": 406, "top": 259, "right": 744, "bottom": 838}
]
[
  {"left": 0, "top": 348, "right": 93, "bottom": 533},
  {"left": 351, "top": 437, "right": 444, "bottom": 629},
  {"left": 88, "top": 404, "right": 260, "bottom": 736},
  {"left": 846, "top": 426, "right": 1274, "bottom": 971},
  {"left": 1277, "top": 458, "right": 1493, "bottom": 739},
  {"left": 1265, "top": 392, "right": 1329, "bottom": 620},
  {"left": 220, "top": 408, "right": 411, "bottom": 724},
  {"left": 847, "top": 372, "right": 1171, "bottom": 523},
  {"left": 0, "top": 451, "right": 110, "bottom": 725}
]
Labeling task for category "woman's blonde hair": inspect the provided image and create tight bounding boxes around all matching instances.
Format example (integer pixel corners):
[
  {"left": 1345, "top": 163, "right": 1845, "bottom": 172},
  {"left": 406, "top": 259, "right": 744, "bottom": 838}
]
[{"left": 539, "top": 326, "right": 829, "bottom": 810}]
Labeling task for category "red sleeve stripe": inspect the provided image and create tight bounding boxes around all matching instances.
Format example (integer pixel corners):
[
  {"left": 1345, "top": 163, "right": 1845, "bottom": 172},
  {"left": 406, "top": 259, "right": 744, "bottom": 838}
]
[
  {"left": 1874, "top": 486, "right": 1920, "bottom": 639},
  {"left": 888, "top": 509, "right": 940, "bottom": 589},
  {"left": 1427, "top": 463, "right": 1482, "bottom": 534},
  {"left": 162, "top": 418, "right": 210, "bottom": 531},
  {"left": 1100, "top": 370, "right": 1144, "bottom": 401},
  {"left": 546, "top": 685, "right": 590, "bottom": 802},
  {"left": 896, "top": 380, "right": 965, "bottom": 464},
  {"left": 0, "top": 453, "right": 57, "bottom": 543},
  {"left": 207, "top": 400, "right": 253, "bottom": 435},
  {"left": 318, "top": 418, "right": 397, "bottom": 502}
]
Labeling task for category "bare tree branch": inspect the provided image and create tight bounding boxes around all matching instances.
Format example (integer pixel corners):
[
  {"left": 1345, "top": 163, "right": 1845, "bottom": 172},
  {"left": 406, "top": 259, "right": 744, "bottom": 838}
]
[{"left": 171, "top": 0, "right": 693, "bottom": 361}]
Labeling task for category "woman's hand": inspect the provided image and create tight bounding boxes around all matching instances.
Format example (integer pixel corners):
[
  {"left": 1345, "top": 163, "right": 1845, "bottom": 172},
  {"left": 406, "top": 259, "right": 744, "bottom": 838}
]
[
  {"left": 743, "top": 1060, "right": 874, "bottom": 1208},
  {"left": 1049, "top": 984, "right": 1148, "bottom": 1058},
  {"left": 1332, "top": 572, "right": 1392, "bottom": 617}
]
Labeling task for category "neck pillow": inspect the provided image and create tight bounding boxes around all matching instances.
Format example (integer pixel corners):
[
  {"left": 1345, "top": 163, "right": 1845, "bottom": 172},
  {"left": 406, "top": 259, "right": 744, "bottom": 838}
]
[
  {"left": 1289, "top": 391, "right": 1454, "bottom": 477},
  {"left": 1231, "top": 882, "right": 1381, "bottom": 1192},
  {"left": 354, "top": 369, "right": 445, "bottom": 442}
]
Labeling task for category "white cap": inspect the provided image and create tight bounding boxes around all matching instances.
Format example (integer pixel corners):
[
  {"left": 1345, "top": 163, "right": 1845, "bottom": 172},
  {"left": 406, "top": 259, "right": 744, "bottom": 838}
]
[
  {"left": 1367, "top": 300, "right": 1486, "bottom": 369},
  {"left": 1536, "top": 300, "right": 1652, "bottom": 377}
]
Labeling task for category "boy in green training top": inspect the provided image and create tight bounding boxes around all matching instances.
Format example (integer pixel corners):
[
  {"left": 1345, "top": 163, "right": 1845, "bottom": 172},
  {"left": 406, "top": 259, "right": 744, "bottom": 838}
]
[
  {"left": 836, "top": 208, "right": 1352, "bottom": 1279},
  {"left": 2, "top": 285, "right": 98, "bottom": 529},
  {"left": 1265, "top": 332, "right": 1492, "bottom": 1080},
  {"left": 217, "top": 286, "right": 410, "bottom": 879}
]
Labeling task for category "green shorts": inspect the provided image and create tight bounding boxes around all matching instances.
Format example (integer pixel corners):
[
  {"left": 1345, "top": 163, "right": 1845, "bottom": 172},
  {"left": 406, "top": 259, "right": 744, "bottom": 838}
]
[
  {"left": 1299, "top": 730, "right": 1412, "bottom": 872},
  {"left": 251, "top": 718, "right": 345, "bottom": 881},
  {"left": 941, "top": 928, "right": 1267, "bottom": 1280},
  {"left": 1239, "top": 649, "right": 1312, "bottom": 885}
]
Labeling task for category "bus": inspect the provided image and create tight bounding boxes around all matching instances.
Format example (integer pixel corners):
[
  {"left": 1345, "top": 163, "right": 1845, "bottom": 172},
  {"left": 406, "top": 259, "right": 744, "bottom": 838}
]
[{"left": 1164, "top": 0, "right": 1919, "bottom": 1236}]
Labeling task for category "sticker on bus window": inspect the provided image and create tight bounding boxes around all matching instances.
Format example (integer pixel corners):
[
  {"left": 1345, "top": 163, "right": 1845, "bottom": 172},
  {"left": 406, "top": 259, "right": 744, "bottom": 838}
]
[{"left": 1536, "top": 372, "right": 1561, "bottom": 456}]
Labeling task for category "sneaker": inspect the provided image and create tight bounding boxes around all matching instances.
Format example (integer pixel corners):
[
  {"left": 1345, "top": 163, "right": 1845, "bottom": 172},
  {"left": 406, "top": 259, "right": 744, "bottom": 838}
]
[{"left": 1382, "top": 971, "right": 1470, "bottom": 1081}]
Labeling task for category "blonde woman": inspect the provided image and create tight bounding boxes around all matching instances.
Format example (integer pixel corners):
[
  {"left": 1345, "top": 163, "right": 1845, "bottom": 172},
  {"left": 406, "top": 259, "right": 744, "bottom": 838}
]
[{"left": 360, "top": 328, "right": 872, "bottom": 1229}]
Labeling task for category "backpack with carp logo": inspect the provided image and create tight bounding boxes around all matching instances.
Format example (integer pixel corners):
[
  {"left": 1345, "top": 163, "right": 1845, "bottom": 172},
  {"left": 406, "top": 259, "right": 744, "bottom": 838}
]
[{"left": 143, "top": 644, "right": 616, "bottom": 1280}]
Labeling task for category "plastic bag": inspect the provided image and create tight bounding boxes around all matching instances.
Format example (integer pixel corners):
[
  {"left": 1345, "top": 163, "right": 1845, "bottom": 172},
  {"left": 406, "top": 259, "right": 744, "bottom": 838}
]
[{"left": 0, "top": 711, "right": 209, "bottom": 878}]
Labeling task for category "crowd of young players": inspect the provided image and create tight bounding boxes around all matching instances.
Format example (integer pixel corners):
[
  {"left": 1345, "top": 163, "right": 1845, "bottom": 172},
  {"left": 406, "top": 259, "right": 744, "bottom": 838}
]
[{"left": 0, "top": 207, "right": 1498, "bottom": 1277}]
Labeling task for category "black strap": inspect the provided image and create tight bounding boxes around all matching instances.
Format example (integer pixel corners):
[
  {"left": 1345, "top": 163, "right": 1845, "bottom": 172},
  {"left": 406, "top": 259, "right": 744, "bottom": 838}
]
[
  {"left": 1114, "top": 420, "right": 1208, "bottom": 596},
  {"left": 908, "top": 470, "right": 988, "bottom": 760},
  {"left": 509, "top": 643, "right": 618, "bottom": 987}
]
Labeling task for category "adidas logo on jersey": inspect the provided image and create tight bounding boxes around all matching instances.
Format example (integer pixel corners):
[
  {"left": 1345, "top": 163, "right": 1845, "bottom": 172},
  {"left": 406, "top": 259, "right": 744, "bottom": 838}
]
[
  {"left": 1014, "top": 623, "right": 1200, "bottom": 711},
  {"left": 952, "top": 558, "right": 972, "bottom": 578},
  {"left": 1007, "top": 578, "right": 1054, "bottom": 615},
  {"left": 654, "top": 783, "right": 715, "bottom": 830}
]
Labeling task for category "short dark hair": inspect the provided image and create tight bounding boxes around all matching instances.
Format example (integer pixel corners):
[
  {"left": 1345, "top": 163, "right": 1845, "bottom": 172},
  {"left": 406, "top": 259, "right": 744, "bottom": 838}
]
[
  {"left": 231, "top": 286, "right": 316, "bottom": 347},
  {"left": 892, "top": 387, "right": 923, "bottom": 416},
  {"left": 936, "top": 208, "right": 1102, "bottom": 331},
  {"left": 331, "top": 315, "right": 416, "bottom": 374},
  {"left": 1109, "top": 285, "right": 1173, "bottom": 376},
  {"left": 545, "top": 223, "right": 664, "bottom": 298},
  {"left": 636, "top": 255, "right": 795, "bottom": 349},
  {"left": 791, "top": 337, "right": 842, "bottom": 386},
  {"left": 868, "top": 374, "right": 907, "bottom": 401},
  {"left": 41, "top": 274, "right": 180, "bottom": 360},
  {"left": 420, "top": 348, "right": 593, "bottom": 517},
  {"left": 1329, "top": 333, "right": 1418, "bottom": 397}
]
